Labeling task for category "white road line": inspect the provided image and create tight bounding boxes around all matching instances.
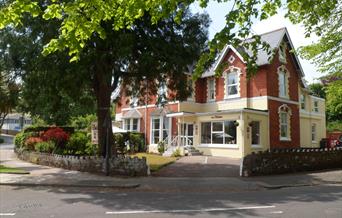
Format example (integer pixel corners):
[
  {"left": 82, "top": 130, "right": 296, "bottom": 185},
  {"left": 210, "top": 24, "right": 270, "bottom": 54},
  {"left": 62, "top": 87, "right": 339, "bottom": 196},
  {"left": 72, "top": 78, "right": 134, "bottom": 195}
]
[
  {"left": 270, "top": 211, "right": 283, "bottom": 214},
  {"left": 106, "top": 205, "right": 275, "bottom": 215},
  {"left": 204, "top": 156, "right": 208, "bottom": 164},
  {"left": 0, "top": 213, "right": 16, "bottom": 216}
]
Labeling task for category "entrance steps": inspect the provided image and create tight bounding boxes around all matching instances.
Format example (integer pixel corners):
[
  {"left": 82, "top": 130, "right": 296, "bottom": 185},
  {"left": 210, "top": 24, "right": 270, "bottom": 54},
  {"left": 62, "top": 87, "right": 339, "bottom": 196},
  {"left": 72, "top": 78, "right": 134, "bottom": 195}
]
[{"left": 185, "top": 146, "right": 203, "bottom": 156}]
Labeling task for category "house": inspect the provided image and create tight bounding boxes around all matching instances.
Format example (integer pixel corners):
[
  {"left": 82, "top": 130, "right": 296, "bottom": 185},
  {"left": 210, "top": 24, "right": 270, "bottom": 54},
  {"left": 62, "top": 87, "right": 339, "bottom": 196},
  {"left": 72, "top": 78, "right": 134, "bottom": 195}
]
[
  {"left": 1, "top": 113, "right": 32, "bottom": 132},
  {"left": 115, "top": 28, "right": 326, "bottom": 158}
]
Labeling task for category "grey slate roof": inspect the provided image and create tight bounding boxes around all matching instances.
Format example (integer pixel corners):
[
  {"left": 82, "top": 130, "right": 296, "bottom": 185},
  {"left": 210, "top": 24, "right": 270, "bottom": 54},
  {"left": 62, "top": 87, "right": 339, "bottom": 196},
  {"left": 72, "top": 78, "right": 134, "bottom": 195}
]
[{"left": 201, "top": 27, "right": 305, "bottom": 79}]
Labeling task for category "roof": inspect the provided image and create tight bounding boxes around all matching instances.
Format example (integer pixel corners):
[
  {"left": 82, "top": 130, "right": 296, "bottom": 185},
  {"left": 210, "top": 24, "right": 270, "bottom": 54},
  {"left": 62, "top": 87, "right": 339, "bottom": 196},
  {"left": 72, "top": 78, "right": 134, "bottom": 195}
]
[
  {"left": 201, "top": 28, "right": 305, "bottom": 81},
  {"left": 121, "top": 109, "right": 142, "bottom": 119}
]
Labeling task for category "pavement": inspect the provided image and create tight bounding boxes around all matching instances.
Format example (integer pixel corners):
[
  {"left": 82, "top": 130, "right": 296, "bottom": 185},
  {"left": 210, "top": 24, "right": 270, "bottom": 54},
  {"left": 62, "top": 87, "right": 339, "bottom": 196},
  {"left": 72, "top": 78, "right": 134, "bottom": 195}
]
[{"left": 1, "top": 134, "right": 342, "bottom": 192}]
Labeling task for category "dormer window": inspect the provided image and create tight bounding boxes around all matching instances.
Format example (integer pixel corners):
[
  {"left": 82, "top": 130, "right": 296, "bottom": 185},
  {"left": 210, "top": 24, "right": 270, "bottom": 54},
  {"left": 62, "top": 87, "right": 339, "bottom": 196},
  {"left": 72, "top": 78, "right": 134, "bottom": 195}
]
[
  {"left": 278, "top": 66, "right": 288, "bottom": 98},
  {"left": 207, "top": 78, "right": 215, "bottom": 101},
  {"left": 279, "top": 42, "right": 286, "bottom": 63}
]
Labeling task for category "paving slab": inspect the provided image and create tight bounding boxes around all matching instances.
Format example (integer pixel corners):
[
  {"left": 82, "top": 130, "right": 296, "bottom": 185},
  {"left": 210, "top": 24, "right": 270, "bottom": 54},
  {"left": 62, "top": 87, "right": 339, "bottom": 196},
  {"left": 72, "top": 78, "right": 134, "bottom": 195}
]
[{"left": 154, "top": 156, "right": 241, "bottom": 177}]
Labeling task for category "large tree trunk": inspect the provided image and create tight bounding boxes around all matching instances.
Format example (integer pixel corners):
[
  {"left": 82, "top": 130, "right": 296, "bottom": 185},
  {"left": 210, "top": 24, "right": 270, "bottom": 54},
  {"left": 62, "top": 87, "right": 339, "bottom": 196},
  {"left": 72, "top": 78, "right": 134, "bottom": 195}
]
[{"left": 93, "top": 68, "right": 115, "bottom": 157}]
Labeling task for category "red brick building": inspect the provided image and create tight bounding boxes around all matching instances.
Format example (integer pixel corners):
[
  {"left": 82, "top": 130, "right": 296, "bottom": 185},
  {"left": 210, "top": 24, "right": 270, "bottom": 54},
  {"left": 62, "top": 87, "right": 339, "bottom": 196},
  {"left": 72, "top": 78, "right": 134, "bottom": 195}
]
[{"left": 115, "top": 28, "right": 326, "bottom": 158}]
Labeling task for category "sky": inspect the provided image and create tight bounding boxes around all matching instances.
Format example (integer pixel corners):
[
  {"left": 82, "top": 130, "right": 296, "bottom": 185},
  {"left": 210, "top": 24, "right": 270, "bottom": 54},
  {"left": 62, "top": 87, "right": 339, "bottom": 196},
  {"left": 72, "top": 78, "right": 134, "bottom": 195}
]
[{"left": 191, "top": 1, "right": 322, "bottom": 84}]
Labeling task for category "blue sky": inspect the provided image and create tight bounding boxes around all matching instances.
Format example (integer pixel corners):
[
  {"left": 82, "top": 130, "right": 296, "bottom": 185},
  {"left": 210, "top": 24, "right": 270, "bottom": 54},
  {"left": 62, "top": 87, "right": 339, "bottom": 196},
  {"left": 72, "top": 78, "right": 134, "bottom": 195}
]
[{"left": 191, "top": 1, "right": 322, "bottom": 84}]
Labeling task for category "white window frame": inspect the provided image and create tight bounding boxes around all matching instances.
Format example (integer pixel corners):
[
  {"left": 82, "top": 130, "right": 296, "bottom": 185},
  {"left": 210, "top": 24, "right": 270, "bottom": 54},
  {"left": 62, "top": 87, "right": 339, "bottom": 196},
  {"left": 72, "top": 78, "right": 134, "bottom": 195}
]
[
  {"left": 278, "top": 66, "right": 289, "bottom": 99},
  {"left": 199, "top": 120, "right": 238, "bottom": 148},
  {"left": 300, "top": 94, "right": 306, "bottom": 110},
  {"left": 150, "top": 116, "right": 170, "bottom": 144},
  {"left": 251, "top": 121, "right": 261, "bottom": 148},
  {"left": 225, "top": 69, "right": 240, "bottom": 99},
  {"left": 123, "top": 118, "right": 140, "bottom": 132},
  {"left": 207, "top": 78, "right": 215, "bottom": 102},
  {"left": 313, "top": 100, "right": 319, "bottom": 113},
  {"left": 278, "top": 104, "right": 292, "bottom": 141},
  {"left": 311, "top": 123, "right": 317, "bottom": 143}
]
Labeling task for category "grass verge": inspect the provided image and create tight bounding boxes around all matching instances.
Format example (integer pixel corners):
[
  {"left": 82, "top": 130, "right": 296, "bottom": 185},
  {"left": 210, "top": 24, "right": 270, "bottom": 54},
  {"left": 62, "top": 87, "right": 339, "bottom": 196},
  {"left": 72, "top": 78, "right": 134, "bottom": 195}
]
[
  {"left": 0, "top": 165, "right": 29, "bottom": 174},
  {"left": 131, "top": 153, "right": 177, "bottom": 172}
]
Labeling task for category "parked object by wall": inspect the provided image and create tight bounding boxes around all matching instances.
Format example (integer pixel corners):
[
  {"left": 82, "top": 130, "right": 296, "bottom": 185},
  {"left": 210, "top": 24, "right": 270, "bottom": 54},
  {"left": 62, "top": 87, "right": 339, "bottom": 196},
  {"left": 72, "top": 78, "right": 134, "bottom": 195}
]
[
  {"left": 15, "top": 149, "right": 148, "bottom": 176},
  {"left": 241, "top": 147, "right": 342, "bottom": 176}
]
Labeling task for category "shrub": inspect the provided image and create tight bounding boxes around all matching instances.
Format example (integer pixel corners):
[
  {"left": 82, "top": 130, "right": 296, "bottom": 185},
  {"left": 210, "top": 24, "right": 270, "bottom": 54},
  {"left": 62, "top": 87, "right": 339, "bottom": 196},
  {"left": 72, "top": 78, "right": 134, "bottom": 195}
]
[
  {"left": 25, "top": 137, "right": 43, "bottom": 150},
  {"left": 84, "top": 141, "right": 98, "bottom": 156},
  {"left": 14, "top": 132, "right": 32, "bottom": 149},
  {"left": 69, "top": 114, "right": 97, "bottom": 131},
  {"left": 113, "top": 133, "right": 127, "bottom": 154},
  {"left": 35, "top": 141, "right": 55, "bottom": 153},
  {"left": 64, "top": 132, "right": 91, "bottom": 155},
  {"left": 41, "top": 127, "right": 69, "bottom": 148},
  {"left": 157, "top": 141, "right": 165, "bottom": 154},
  {"left": 0, "top": 138, "right": 4, "bottom": 144},
  {"left": 128, "top": 133, "right": 146, "bottom": 153},
  {"left": 171, "top": 148, "right": 182, "bottom": 157},
  {"left": 24, "top": 126, "right": 74, "bottom": 135}
]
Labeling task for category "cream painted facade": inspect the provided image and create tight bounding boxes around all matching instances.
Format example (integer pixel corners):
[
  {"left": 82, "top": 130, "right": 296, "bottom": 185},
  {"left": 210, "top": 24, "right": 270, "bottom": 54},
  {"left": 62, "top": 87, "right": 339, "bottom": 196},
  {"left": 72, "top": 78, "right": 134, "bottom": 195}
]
[{"left": 299, "top": 88, "right": 326, "bottom": 148}]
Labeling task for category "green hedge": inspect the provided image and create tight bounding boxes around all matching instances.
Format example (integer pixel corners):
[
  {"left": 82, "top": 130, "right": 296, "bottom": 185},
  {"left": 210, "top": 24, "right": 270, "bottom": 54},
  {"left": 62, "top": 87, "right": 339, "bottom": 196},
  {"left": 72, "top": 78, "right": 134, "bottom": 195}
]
[{"left": 113, "top": 132, "right": 146, "bottom": 154}]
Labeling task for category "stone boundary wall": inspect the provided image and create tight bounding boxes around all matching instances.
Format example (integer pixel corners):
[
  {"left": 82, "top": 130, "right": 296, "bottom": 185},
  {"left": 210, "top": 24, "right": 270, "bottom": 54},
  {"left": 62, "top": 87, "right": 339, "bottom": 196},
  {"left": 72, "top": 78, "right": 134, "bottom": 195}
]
[
  {"left": 15, "top": 150, "right": 148, "bottom": 176},
  {"left": 242, "top": 147, "right": 342, "bottom": 177}
]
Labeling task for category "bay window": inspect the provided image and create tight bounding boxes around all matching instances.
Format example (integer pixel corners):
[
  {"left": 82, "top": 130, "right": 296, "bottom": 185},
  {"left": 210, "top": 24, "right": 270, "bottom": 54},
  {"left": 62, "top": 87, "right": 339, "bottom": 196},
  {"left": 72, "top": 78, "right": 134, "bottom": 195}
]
[
  {"left": 226, "top": 72, "right": 238, "bottom": 97},
  {"left": 201, "top": 121, "right": 237, "bottom": 145},
  {"left": 151, "top": 116, "right": 170, "bottom": 144},
  {"left": 123, "top": 118, "right": 140, "bottom": 132},
  {"left": 208, "top": 78, "right": 215, "bottom": 101}
]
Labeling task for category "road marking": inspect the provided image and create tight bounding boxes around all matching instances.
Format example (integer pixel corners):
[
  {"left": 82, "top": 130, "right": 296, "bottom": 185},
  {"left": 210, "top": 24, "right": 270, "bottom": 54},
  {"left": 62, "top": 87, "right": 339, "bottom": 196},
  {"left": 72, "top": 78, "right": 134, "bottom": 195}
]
[
  {"left": 204, "top": 156, "right": 208, "bottom": 164},
  {"left": 270, "top": 211, "right": 283, "bottom": 214},
  {"left": 0, "top": 213, "right": 16, "bottom": 216},
  {"left": 106, "top": 205, "right": 275, "bottom": 215}
]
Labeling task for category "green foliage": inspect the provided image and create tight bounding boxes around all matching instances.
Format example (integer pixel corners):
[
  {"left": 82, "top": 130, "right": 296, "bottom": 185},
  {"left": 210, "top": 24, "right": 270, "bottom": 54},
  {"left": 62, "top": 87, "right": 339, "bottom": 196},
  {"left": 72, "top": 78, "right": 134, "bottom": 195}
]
[
  {"left": 128, "top": 132, "right": 146, "bottom": 153},
  {"left": 327, "top": 121, "right": 342, "bottom": 132},
  {"left": 308, "top": 83, "right": 326, "bottom": 99},
  {"left": 171, "top": 148, "right": 181, "bottom": 157},
  {"left": 64, "top": 131, "right": 94, "bottom": 155},
  {"left": 325, "top": 79, "right": 342, "bottom": 121},
  {"left": 69, "top": 114, "right": 97, "bottom": 131},
  {"left": 157, "top": 141, "right": 165, "bottom": 154},
  {"left": 14, "top": 132, "right": 31, "bottom": 149},
  {"left": 113, "top": 133, "right": 127, "bottom": 154},
  {"left": 35, "top": 141, "right": 55, "bottom": 153}
]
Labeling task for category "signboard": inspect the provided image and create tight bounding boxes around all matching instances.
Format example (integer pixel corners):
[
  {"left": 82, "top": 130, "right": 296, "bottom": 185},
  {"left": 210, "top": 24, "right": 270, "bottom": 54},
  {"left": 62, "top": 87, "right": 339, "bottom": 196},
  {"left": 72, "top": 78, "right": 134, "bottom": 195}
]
[{"left": 91, "top": 122, "right": 98, "bottom": 144}]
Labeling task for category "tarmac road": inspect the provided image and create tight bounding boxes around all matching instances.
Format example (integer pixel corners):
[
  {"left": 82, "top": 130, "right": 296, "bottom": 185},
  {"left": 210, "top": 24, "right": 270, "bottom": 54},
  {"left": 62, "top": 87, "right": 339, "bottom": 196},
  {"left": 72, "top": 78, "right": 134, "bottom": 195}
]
[{"left": 1, "top": 184, "right": 341, "bottom": 218}]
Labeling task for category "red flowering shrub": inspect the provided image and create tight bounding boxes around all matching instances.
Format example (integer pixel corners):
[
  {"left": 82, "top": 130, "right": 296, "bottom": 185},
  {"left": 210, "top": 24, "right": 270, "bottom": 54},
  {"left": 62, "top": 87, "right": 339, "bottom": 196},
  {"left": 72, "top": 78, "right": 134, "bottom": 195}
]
[
  {"left": 42, "top": 127, "right": 69, "bottom": 148},
  {"left": 25, "top": 137, "right": 43, "bottom": 150}
]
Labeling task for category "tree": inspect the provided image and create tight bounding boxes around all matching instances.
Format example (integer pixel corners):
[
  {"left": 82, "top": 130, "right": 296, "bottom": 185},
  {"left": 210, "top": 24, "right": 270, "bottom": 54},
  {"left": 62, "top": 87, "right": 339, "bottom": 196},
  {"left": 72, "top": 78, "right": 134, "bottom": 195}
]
[
  {"left": 308, "top": 83, "right": 326, "bottom": 99},
  {"left": 1, "top": 0, "right": 339, "bottom": 154},
  {"left": 0, "top": 1, "right": 210, "bottom": 156},
  {"left": 0, "top": 72, "right": 19, "bottom": 130}
]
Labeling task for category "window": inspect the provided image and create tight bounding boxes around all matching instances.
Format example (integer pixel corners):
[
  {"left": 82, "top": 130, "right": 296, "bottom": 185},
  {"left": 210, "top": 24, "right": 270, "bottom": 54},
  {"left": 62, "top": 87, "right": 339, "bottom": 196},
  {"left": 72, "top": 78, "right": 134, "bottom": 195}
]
[
  {"left": 201, "top": 121, "right": 237, "bottom": 145},
  {"left": 279, "top": 42, "right": 286, "bottom": 62},
  {"left": 278, "top": 104, "right": 291, "bottom": 141},
  {"left": 300, "top": 94, "right": 306, "bottom": 110},
  {"left": 151, "top": 116, "right": 169, "bottom": 144},
  {"left": 313, "top": 100, "right": 319, "bottom": 112},
  {"left": 251, "top": 121, "right": 260, "bottom": 145},
  {"left": 208, "top": 78, "right": 215, "bottom": 101},
  {"left": 187, "top": 78, "right": 194, "bottom": 100},
  {"left": 123, "top": 118, "right": 140, "bottom": 132},
  {"left": 151, "top": 117, "right": 160, "bottom": 144},
  {"left": 311, "top": 123, "right": 317, "bottom": 142},
  {"left": 226, "top": 72, "right": 238, "bottom": 97},
  {"left": 279, "top": 70, "right": 287, "bottom": 97}
]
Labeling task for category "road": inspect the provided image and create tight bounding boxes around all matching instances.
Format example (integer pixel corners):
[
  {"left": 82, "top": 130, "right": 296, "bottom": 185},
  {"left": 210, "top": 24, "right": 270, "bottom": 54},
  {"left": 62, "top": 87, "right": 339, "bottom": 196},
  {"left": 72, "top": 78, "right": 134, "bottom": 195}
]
[{"left": 1, "top": 185, "right": 341, "bottom": 218}]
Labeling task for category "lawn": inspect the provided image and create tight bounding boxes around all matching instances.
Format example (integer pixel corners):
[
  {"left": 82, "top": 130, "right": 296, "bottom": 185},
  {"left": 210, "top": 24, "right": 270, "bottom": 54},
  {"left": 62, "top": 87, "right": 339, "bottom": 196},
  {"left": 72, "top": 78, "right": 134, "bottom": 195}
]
[
  {"left": 0, "top": 165, "right": 28, "bottom": 174},
  {"left": 131, "top": 153, "right": 178, "bottom": 172}
]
